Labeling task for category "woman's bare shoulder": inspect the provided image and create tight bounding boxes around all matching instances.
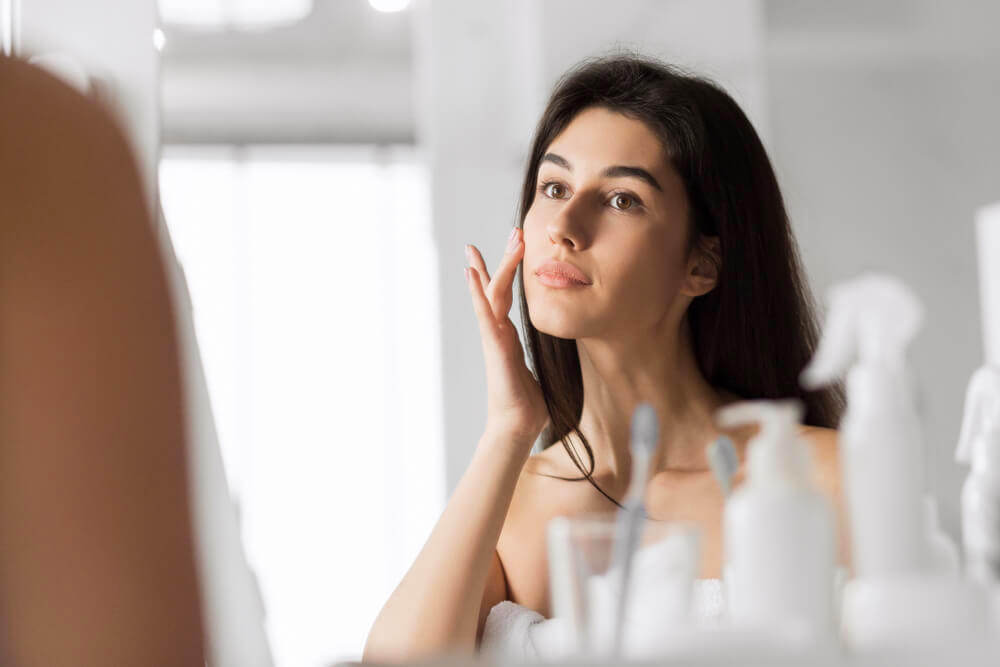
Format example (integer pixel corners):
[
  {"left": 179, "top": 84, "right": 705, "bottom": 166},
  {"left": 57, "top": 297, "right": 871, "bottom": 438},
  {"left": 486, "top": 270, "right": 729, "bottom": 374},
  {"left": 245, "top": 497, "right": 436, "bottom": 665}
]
[
  {"left": 798, "top": 425, "right": 839, "bottom": 459},
  {"left": 796, "top": 426, "right": 841, "bottom": 485},
  {"left": 523, "top": 442, "right": 583, "bottom": 477},
  {"left": 508, "top": 444, "right": 591, "bottom": 526},
  {"left": 503, "top": 443, "right": 615, "bottom": 544},
  {"left": 797, "top": 425, "right": 852, "bottom": 568},
  {"left": 497, "top": 444, "right": 602, "bottom": 613},
  {"left": 798, "top": 424, "right": 838, "bottom": 440}
]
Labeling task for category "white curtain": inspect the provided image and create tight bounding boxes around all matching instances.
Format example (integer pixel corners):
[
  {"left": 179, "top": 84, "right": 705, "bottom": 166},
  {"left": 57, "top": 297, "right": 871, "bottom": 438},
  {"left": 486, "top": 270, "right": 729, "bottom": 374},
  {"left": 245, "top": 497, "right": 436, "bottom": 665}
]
[{"left": 160, "top": 145, "right": 445, "bottom": 666}]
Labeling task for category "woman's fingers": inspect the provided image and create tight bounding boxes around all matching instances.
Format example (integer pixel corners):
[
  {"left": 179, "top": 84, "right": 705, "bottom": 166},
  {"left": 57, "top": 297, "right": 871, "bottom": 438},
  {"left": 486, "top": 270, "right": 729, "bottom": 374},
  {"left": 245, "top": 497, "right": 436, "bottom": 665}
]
[
  {"left": 465, "top": 245, "right": 491, "bottom": 294},
  {"left": 465, "top": 266, "right": 498, "bottom": 339},
  {"left": 465, "top": 227, "right": 524, "bottom": 321},
  {"left": 485, "top": 228, "right": 523, "bottom": 319}
]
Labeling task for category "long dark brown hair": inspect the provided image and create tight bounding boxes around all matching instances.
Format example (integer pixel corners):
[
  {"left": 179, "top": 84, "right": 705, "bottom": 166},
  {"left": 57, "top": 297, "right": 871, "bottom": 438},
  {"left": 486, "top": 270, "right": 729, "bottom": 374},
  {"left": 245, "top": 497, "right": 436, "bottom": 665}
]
[{"left": 515, "top": 53, "right": 845, "bottom": 505}]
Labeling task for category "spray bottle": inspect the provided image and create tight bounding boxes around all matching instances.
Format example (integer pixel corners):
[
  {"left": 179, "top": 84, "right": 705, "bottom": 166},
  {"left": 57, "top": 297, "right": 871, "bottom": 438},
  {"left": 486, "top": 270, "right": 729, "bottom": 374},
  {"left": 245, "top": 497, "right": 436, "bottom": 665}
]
[
  {"left": 955, "top": 201, "right": 1000, "bottom": 587},
  {"left": 800, "top": 273, "right": 929, "bottom": 576},
  {"left": 720, "top": 399, "right": 837, "bottom": 645},
  {"left": 955, "top": 365, "right": 1000, "bottom": 585}
]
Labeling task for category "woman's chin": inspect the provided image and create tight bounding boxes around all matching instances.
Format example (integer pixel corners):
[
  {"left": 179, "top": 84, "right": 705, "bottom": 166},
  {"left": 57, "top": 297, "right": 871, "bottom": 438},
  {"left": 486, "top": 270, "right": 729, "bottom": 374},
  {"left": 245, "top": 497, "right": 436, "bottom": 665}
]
[
  {"left": 527, "top": 312, "right": 589, "bottom": 340},
  {"left": 525, "top": 290, "right": 606, "bottom": 339}
]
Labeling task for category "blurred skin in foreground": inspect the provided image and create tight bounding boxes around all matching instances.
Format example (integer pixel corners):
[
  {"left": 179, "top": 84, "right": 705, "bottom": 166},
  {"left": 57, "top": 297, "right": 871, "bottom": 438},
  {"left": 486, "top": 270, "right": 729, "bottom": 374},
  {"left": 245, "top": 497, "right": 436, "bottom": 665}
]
[{"left": 0, "top": 55, "right": 206, "bottom": 665}]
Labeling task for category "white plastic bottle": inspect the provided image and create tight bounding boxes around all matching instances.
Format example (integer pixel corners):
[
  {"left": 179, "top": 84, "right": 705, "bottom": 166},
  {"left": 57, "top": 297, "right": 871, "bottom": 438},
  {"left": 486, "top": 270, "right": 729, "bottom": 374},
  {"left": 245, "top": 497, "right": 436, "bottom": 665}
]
[
  {"left": 955, "top": 365, "right": 1000, "bottom": 585},
  {"left": 720, "top": 399, "right": 837, "bottom": 645},
  {"left": 799, "top": 273, "right": 929, "bottom": 576}
]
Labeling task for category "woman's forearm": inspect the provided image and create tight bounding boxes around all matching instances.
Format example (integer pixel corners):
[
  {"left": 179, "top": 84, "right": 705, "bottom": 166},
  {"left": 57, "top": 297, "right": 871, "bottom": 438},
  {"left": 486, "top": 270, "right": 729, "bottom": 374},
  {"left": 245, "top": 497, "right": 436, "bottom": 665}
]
[{"left": 362, "top": 428, "right": 531, "bottom": 662}]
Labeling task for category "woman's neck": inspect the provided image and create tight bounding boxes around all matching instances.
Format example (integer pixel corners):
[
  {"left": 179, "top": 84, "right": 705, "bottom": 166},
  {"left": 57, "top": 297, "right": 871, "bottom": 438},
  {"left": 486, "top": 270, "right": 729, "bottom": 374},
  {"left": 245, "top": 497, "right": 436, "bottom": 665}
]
[{"left": 575, "top": 316, "right": 738, "bottom": 488}]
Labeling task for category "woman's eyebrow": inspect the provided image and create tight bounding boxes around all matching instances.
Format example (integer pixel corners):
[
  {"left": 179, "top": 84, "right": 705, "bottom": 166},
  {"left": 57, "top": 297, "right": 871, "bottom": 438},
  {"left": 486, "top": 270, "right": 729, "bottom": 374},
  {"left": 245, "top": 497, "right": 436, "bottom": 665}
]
[
  {"left": 541, "top": 152, "right": 572, "bottom": 170},
  {"left": 541, "top": 152, "right": 663, "bottom": 192},
  {"left": 602, "top": 165, "right": 663, "bottom": 192}
]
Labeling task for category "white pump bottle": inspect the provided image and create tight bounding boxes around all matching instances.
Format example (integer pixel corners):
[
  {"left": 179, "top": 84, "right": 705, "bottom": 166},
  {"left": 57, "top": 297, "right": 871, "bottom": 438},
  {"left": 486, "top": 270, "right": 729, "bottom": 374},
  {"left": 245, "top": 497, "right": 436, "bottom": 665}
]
[
  {"left": 720, "top": 399, "right": 837, "bottom": 644},
  {"left": 955, "top": 365, "right": 1000, "bottom": 584},
  {"left": 800, "top": 273, "right": 929, "bottom": 577}
]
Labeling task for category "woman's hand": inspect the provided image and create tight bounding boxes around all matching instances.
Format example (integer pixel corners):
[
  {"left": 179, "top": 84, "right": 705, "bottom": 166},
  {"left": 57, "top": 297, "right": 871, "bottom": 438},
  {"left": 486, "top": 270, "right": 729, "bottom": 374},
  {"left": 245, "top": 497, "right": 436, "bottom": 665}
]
[{"left": 465, "top": 227, "right": 549, "bottom": 447}]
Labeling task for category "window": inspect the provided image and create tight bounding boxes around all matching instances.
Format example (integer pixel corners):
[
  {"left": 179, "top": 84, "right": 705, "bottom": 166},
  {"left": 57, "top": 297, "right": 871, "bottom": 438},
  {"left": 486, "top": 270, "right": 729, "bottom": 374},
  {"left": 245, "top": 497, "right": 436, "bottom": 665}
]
[{"left": 160, "top": 145, "right": 445, "bottom": 666}]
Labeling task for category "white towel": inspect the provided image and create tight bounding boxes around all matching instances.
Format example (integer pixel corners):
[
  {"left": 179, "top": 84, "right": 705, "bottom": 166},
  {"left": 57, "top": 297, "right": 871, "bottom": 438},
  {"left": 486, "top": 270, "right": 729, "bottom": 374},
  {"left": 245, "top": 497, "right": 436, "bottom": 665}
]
[
  {"left": 479, "top": 578, "right": 726, "bottom": 662},
  {"left": 480, "top": 601, "right": 574, "bottom": 662},
  {"left": 691, "top": 578, "right": 727, "bottom": 624}
]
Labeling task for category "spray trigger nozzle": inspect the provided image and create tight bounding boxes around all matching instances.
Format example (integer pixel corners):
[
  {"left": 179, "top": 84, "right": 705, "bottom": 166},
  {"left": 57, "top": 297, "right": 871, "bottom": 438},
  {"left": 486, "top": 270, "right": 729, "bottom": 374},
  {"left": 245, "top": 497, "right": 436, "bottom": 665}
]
[{"left": 956, "top": 365, "right": 1000, "bottom": 465}]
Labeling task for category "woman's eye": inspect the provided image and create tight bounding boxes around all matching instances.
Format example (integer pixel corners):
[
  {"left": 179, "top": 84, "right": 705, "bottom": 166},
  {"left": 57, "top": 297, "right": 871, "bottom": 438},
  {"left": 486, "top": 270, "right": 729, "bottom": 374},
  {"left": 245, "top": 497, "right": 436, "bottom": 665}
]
[
  {"left": 542, "top": 182, "right": 567, "bottom": 199},
  {"left": 610, "top": 193, "right": 635, "bottom": 211}
]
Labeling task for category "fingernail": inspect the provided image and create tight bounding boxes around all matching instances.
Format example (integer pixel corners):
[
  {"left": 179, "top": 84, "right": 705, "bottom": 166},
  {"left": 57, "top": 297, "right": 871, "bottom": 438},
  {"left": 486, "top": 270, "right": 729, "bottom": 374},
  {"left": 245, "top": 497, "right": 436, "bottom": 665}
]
[
  {"left": 464, "top": 244, "right": 472, "bottom": 263},
  {"left": 506, "top": 228, "right": 519, "bottom": 253}
]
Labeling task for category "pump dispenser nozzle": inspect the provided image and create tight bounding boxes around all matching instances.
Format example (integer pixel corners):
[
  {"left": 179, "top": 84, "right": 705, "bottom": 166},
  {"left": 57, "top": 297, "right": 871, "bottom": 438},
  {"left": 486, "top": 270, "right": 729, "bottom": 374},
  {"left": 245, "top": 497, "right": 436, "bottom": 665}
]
[
  {"left": 717, "top": 399, "right": 804, "bottom": 439},
  {"left": 717, "top": 400, "right": 808, "bottom": 484}
]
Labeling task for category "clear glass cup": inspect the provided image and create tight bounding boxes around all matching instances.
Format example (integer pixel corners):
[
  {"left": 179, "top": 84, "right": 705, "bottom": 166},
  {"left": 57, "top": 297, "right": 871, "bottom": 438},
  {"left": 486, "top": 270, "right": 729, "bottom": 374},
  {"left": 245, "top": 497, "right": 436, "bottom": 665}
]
[{"left": 547, "top": 511, "right": 702, "bottom": 658}]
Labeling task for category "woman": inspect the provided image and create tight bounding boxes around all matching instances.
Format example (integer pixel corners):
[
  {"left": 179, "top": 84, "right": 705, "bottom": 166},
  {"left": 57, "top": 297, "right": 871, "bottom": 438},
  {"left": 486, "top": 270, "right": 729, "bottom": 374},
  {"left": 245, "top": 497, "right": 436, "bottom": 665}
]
[{"left": 364, "top": 53, "right": 847, "bottom": 661}]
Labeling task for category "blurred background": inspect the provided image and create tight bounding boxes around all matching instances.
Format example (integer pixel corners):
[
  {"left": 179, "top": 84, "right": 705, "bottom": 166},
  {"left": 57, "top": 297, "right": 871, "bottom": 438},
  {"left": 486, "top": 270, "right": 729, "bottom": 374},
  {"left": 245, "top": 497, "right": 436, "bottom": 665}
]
[{"left": 10, "top": 0, "right": 1000, "bottom": 665}]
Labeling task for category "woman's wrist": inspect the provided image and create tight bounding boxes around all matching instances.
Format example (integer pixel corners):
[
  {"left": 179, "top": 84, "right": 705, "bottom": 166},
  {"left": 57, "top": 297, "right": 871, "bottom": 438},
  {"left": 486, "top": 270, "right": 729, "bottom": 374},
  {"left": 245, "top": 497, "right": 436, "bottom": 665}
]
[{"left": 478, "top": 424, "right": 538, "bottom": 463}]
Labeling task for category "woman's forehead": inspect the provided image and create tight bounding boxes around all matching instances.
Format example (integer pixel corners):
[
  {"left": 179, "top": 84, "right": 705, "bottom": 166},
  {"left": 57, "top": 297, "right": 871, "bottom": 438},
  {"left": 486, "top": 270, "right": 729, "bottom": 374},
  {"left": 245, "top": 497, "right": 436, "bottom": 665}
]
[{"left": 543, "top": 107, "right": 668, "bottom": 175}]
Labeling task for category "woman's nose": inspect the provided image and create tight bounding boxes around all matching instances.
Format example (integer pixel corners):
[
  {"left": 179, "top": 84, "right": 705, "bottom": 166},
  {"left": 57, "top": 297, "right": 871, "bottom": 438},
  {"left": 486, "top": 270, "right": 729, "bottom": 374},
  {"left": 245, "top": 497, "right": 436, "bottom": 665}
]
[{"left": 545, "top": 196, "right": 591, "bottom": 249}]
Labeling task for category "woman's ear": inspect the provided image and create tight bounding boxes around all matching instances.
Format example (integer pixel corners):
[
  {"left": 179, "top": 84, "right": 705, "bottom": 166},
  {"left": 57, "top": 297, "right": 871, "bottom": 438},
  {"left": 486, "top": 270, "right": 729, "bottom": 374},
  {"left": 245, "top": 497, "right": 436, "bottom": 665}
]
[{"left": 681, "top": 235, "right": 721, "bottom": 297}]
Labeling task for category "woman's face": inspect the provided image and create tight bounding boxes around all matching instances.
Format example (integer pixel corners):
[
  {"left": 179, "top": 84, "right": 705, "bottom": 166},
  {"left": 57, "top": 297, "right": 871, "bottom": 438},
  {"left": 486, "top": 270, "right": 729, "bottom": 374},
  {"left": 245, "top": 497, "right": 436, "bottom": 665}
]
[{"left": 523, "top": 106, "right": 704, "bottom": 341}]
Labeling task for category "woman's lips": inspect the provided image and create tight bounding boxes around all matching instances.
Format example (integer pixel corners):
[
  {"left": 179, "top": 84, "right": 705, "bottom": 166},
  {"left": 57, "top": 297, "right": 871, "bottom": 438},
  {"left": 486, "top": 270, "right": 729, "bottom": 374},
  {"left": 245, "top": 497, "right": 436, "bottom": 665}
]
[
  {"left": 537, "top": 273, "right": 590, "bottom": 288},
  {"left": 534, "top": 260, "right": 591, "bottom": 288}
]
